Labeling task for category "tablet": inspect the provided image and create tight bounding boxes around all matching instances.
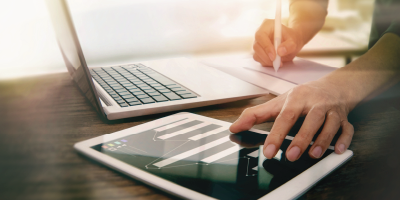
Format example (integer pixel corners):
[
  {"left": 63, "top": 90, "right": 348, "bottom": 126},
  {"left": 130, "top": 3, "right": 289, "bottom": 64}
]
[{"left": 74, "top": 112, "right": 353, "bottom": 199}]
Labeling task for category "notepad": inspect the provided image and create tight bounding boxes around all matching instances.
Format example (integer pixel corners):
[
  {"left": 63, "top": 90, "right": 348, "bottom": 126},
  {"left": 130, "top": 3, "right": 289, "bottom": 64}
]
[{"left": 244, "top": 57, "right": 337, "bottom": 85}]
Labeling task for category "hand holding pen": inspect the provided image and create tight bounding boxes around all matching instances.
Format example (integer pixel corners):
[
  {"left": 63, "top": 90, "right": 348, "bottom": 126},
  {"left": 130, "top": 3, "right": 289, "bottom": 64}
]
[{"left": 252, "top": 1, "right": 305, "bottom": 69}]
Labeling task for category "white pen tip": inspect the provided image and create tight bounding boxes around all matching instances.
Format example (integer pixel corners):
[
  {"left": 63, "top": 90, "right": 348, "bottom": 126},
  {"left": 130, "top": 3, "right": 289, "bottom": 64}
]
[{"left": 273, "top": 56, "right": 281, "bottom": 72}]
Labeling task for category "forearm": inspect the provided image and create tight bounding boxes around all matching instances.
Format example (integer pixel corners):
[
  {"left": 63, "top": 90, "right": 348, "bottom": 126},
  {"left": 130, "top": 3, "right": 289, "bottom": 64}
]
[
  {"left": 288, "top": 0, "right": 328, "bottom": 46},
  {"left": 322, "top": 33, "right": 400, "bottom": 111}
]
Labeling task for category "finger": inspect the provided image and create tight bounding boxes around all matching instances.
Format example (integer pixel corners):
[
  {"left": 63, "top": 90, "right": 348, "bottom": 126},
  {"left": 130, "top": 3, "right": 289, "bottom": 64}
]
[
  {"left": 253, "top": 54, "right": 268, "bottom": 66},
  {"left": 335, "top": 120, "right": 354, "bottom": 154},
  {"left": 263, "top": 94, "right": 304, "bottom": 159},
  {"left": 253, "top": 42, "right": 273, "bottom": 66},
  {"left": 309, "top": 109, "right": 341, "bottom": 159},
  {"left": 255, "top": 32, "right": 275, "bottom": 61},
  {"left": 277, "top": 38, "right": 297, "bottom": 57},
  {"left": 230, "top": 98, "right": 282, "bottom": 134},
  {"left": 286, "top": 104, "right": 326, "bottom": 161}
]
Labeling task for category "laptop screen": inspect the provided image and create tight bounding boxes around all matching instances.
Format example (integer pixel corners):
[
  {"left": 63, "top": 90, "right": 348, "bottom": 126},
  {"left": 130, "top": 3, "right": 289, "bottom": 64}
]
[{"left": 45, "top": 0, "right": 105, "bottom": 118}]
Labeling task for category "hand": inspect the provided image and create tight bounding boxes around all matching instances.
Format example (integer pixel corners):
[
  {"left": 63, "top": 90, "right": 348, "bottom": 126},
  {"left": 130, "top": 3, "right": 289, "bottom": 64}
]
[
  {"left": 229, "top": 80, "right": 354, "bottom": 161},
  {"left": 253, "top": 19, "right": 304, "bottom": 67}
]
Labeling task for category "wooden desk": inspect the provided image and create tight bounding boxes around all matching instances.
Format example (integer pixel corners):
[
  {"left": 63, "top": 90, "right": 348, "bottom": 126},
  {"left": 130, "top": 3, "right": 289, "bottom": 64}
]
[{"left": 1, "top": 73, "right": 400, "bottom": 200}]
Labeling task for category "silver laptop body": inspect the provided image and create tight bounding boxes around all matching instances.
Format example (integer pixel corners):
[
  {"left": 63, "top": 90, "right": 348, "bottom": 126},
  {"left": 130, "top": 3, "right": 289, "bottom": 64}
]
[{"left": 46, "top": 0, "right": 268, "bottom": 120}]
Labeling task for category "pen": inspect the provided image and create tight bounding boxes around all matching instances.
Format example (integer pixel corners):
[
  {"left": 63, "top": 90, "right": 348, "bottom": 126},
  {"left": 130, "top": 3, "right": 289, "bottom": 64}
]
[{"left": 273, "top": 0, "right": 281, "bottom": 72}]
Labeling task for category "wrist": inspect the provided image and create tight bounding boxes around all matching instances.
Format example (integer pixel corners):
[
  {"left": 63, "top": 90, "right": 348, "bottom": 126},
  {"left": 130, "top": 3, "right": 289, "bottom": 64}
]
[
  {"left": 318, "top": 70, "right": 363, "bottom": 113},
  {"left": 290, "top": 24, "right": 306, "bottom": 50}
]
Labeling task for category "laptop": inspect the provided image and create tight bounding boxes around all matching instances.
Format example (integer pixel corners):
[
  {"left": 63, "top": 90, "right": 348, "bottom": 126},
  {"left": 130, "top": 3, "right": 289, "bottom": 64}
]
[{"left": 45, "top": 0, "right": 268, "bottom": 120}]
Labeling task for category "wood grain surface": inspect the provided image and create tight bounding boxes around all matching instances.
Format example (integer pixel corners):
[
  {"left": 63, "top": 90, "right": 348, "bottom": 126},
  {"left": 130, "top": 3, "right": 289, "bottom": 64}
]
[{"left": 1, "top": 72, "right": 399, "bottom": 200}]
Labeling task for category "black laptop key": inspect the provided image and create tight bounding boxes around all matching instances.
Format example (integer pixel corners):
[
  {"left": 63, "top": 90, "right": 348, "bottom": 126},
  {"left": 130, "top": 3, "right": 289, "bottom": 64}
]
[
  {"left": 158, "top": 89, "right": 172, "bottom": 93},
  {"left": 125, "top": 98, "right": 139, "bottom": 103},
  {"left": 120, "top": 71, "right": 131, "bottom": 75},
  {"left": 116, "top": 99, "right": 125, "bottom": 104},
  {"left": 180, "top": 93, "right": 197, "bottom": 99},
  {"left": 148, "top": 83, "right": 162, "bottom": 87},
  {"left": 122, "top": 83, "right": 134, "bottom": 87},
  {"left": 146, "top": 81, "right": 158, "bottom": 85},
  {"left": 120, "top": 82, "right": 131, "bottom": 86},
  {"left": 121, "top": 94, "right": 135, "bottom": 99},
  {"left": 111, "top": 86, "right": 123, "bottom": 90},
  {"left": 118, "top": 92, "right": 131, "bottom": 96},
  {"left": 138, "top": 86, "right": 151, "bottom": 90},
  {"left": 142, "top": 88, "right": 156, "bottom": 93},
  {"left": 171, "top": 87, "right": 186, "bottom": 92},
  {"left": 125, "top": 85, "right": 137, "bottom": 89},
  {"left": 153, "top": 86, "right": 166, "bottom": 90},
  {"left": 110, "top": 94, "right": 119, "bottom": 98},
  {"left": 125, "top": 76, "right": 136, "bottom": 80},
  {"left": 115, "top": 88, "right": 127, "bottom": 92},
  {"left": 165, "top": 84, "right": 179, "bottom": 88},
  {"left": 128, "top": 101, "right": 142, "bottom": 106},
  {"left": 116, "top": 90, "right": 128, "bottom": 94},
  {"left": 109, "top": 84, "right": 120, "bottom": 88},
  {"left": 119, "top": 103, "right": 129, "bottom": 107},
  {"left": 114, "top": 97, "right": 123, "bottom": 101},
  {"left": 132, "top": 91, "right": 146, "bottom": 96},
  {"left": 176, "top": 90, "right": 191, "bottom": 95},
  {"left": 163, "top": 93, "right": 182, "bottom": 100},
  {"left": 132, "top": 81, "right": 144, "bottom": 85},
  {"left": 137, "top": 94, "right": 150, "bottom": 99},
  {"left": 115, "top": 77, "right": 125, "bottom": 81},
  {"left": 128, "top": 88, "right": 141, "bottom": 93},
  {"left": 153, "top": 95, "right": 169, "bottom": 102},
  {"left": 148, "top": 91, "right": 161, "bottom": 96},
  {"left": 140, "top": 98, "right": 155, "bottom": 104}
]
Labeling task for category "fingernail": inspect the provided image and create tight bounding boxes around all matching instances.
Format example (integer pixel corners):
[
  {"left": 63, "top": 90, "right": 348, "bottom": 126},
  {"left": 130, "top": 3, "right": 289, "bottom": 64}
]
[
  {"left": 312, "top": 146, "right": 322, "bottom": 158},
  {"left": 287, "top": 146, "right": 300, "bottom": 161},
  {"left": 338, "top": 144, "right": 346, "bottom": 153},
  {"left": 278, "top": 47, "right": 287, "bottom": 56},
  {"left": 264, "top": 144, "right": 276, "bottom": 158},
  {"left": 268, "top": 53, "right": 274, "bottom": 61}
]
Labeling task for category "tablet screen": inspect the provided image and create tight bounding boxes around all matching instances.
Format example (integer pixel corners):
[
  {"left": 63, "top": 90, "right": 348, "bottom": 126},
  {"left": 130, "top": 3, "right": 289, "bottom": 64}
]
[{"left": 92, "top": 121, "right": 333, "bottom": 200}]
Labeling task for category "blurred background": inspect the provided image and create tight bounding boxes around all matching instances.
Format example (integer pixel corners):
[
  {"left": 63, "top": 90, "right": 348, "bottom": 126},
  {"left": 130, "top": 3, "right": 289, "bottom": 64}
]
[{"left": 0, "top": 0, "right": 374, "bottom": 80}]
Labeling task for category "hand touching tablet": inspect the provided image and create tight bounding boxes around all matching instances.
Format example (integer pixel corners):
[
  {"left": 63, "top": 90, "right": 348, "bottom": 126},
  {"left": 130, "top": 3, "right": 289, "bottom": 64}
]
[{"left": 229, "top": 80, "right": 354, "bottom": 161}]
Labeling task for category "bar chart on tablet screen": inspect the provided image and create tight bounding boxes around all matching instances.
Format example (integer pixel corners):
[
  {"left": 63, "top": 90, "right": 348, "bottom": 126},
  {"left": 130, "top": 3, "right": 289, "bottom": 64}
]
[{"left": 98, "top": 117, "right": 262, "bottom": 178}]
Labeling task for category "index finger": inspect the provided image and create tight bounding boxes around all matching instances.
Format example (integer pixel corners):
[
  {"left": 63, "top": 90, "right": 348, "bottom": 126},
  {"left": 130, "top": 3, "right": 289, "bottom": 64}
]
[
  {"left": 255, "top": 32, "right": 276, "bottom": 61},
  {"left": 229, "top": 97, "right": 282, "bottom": 134}
]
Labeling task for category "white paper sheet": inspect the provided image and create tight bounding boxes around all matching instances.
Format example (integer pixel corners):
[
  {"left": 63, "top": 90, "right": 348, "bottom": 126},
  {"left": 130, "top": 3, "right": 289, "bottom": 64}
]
[{"left": 198, "top": 54, "right": 336, "bottom": 95}]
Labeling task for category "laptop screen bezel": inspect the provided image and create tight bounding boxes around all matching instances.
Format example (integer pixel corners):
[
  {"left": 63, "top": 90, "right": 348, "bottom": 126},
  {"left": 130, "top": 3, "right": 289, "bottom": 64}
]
[{"left": 46, "top": 0, "right": 106, "bottom": 119}]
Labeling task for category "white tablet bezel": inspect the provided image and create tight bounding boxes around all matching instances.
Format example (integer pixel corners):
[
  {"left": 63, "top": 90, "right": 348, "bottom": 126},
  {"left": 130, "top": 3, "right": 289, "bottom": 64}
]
[{"left": 74, "top": 112, "right": 353, "bottom": 199}]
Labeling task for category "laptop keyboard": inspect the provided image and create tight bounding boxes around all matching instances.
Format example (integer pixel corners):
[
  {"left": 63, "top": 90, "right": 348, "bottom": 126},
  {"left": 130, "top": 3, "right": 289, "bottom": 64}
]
[{"left": 90, "top": 64, "right": 197, "bottom": 107}]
